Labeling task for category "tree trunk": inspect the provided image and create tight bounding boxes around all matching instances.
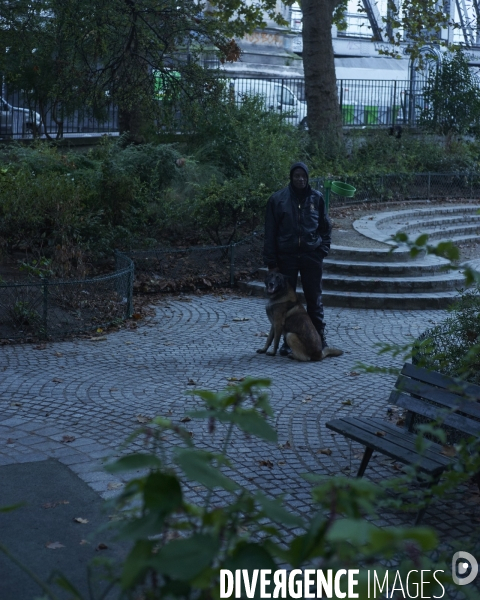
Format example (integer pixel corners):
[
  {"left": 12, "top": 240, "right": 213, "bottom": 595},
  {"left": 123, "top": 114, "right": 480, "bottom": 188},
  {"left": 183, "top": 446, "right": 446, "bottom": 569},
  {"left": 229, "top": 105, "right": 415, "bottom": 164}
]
[{"left": 301, "top": 0, "right": 343, "bottom": 147}]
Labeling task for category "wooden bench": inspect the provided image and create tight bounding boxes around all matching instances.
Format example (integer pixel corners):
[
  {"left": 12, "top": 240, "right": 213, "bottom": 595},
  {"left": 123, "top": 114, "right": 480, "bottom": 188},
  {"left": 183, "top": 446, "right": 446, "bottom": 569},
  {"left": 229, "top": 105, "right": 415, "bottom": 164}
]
[{"left": 326, "top": 363, "right": 480, "bottom": 523}]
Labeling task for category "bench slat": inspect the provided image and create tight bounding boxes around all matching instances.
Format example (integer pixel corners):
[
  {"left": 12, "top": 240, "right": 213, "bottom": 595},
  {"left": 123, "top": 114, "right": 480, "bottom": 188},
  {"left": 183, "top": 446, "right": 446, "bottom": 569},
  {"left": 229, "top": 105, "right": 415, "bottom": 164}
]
[
  {"left": 394, "top": 376, "right": 480, "bottom": 420},
  {"left": 393, "top": 392, "right": 480, "bottom": 437},
  {"left": 326, "top": 418, "right": 452, "bottom": 475},
  {"left": 345, "top": 418, "right": 453, "bottom": 463},
  {"left": 401, "top": 363, "right": 480, "bottom": 399}
]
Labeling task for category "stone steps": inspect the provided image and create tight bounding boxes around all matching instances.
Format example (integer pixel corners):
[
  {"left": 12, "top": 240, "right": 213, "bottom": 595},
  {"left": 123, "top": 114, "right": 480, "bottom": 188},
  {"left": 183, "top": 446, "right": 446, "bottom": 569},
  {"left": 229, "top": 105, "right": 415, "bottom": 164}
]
[
  {"left": 242, "top": 205, "right": 479, "bottom": 309},
  {"left": 242, "top": 280, "right": 462, "bottom": 310}
]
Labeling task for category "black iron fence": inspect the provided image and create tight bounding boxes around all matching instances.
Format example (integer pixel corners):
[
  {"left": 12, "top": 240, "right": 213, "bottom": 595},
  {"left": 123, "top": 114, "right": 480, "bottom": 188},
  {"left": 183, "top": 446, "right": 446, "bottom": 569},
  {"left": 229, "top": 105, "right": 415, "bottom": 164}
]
[
  {"left": 0, "top": 77, "right": 428, "bottom": 140},
  {"left": 313, "top": 171, "right": 480, "bottom": 205},
  {"left": 0, "top": 251, "right": 134, "bottom": 341},
  {"left": 0, "top": 91, "right": 119, "bottom": 140}
]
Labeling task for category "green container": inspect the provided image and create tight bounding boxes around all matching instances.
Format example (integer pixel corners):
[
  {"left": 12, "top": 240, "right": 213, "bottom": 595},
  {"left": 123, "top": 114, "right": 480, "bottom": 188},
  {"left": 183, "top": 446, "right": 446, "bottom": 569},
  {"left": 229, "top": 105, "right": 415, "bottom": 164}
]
[
  {"left": 364, "top": 105, "right": 378, "bottom": 125},
  {"left": 342, "top": 104, "right": 355, "bottom": 125},
  {"left": 331, "top": 181, "right": 356, "bottom": 198}
]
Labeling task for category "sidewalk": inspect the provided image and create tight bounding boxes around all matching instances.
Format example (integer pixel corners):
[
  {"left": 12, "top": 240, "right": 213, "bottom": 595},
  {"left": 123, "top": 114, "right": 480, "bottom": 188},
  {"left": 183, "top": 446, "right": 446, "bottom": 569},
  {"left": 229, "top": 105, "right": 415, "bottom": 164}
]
[{"left": 1, "top": 290, "right": 479, "bottom": 597}]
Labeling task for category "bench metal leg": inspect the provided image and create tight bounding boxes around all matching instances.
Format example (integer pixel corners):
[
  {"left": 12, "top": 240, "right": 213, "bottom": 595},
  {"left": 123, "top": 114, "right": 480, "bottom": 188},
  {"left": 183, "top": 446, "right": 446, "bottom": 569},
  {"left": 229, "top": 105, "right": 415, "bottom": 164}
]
[{"left": 357, "top": 447, "right": 374, "bottom": 478}]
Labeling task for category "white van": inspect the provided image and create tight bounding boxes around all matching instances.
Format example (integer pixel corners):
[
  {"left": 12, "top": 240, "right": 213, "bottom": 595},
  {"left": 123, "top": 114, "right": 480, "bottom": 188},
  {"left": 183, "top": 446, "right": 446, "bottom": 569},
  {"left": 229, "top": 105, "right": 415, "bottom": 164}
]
[
  {"left": 0, "top": 97, "right": 42, "bottom": 138},
  {"left": 228, "top": 79, "right": 307, "bottom": 128}
]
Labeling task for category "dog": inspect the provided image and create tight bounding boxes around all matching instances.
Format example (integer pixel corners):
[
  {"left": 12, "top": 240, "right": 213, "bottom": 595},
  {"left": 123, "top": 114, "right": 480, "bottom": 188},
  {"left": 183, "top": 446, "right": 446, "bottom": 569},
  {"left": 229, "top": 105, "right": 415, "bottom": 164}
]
[{"left": 256, "top": 271, "right": 343, "bottom": 361}]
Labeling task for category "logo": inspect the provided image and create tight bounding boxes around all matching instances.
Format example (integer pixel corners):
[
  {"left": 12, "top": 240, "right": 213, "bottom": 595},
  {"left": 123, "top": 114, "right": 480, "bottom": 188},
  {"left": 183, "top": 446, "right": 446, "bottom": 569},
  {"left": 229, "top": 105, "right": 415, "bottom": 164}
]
[{"left": 452, "top": 551, "right": 478, "bottom": 586}]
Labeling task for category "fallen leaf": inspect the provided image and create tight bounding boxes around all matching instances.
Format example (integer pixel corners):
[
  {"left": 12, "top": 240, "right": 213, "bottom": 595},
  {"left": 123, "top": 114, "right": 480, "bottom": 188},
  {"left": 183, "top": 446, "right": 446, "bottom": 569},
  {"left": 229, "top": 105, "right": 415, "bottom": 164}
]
[
  {"left": 375, "top": 431, "right": 386, "bottom": 437},
  {"left": 301, "top": 396, "right": 312, "bottom": 404},
  {"left": 342, "top": 399, "right": 353, "bottom": 406},
  {"left": 441, "top": 445, "right": 456, "bottom": 457},
  {"left": 136, "top": 415, "right": 151, "bottom": 424},
  {"left": 96, "top": 543, "right": 108, "bottom": 550},
  {"left": 89, "top": 336, "right": 107, "bottom": 342},
  {"left": 227, "top": 377, "right": 245, "bottom": 382},
  {"left": 187, "top": 379, "right": 196, "bottom": 385},
  {"left": 46, "top": 541, "right": 65, "bottom": 549},
  {"left": 317, "top": 448, "right": 332, "bottom": 456},
  {"left": 396, "top": 418, "right": 405, "bottom": 427},
  {"left": 258, "top": 459, "right": 273, "bottom": 468},
  {"left": 349, "top": 372, "right": 360, "bottom": 377},
  {"left": 132, "top": 313, "right": 142, "bottom": 320},
  {"left": 281, "top": 441, "right": 291, "bottom": 449},
  {"left": 43, "top": 500, "right": 69, "bottom": 509},
  {"left": 180, "top": 417, "right": 191, "bottom": 423},
  {"left": 54, "top": 352, "right": 63, "bottom": 357},
  {"left": 232, "top": 317, "right": 249, "bottom": 322},
  {"left": 34, "top": 344, "right": 47, "bottom": 350},
  {"left": 107, "top": 482, "right": 123, "bottom": 490},
  {"left": 61, "top": 435, "right": 75, "bottom": 443},
  {"left": 96, "top": 328, "right": 103, "bottom": 333},
  {"left": 6, "top": 438, "right": 15, "bottom": 444},
  {"left": 352, "top": 326, "right": 361, "bottom": 330},
  {"left": 109, "top": 388, "right": 118, "bottom": 392},
  {"left": 74, "top": 517, "right": 89, "bottom": 524},
  {"left": 52, "top": 378, "right": 63, "bottom": 383},
  {"left": 278, "top": 461, "right": 286, "bottom": 465},
  {"left": 221, "top": 325, "right": 230, "bottom": 328},
  {"left": 79, "top": 539, "right": 91, "bottom": 545},
  {"left": 254, "top": 332, "right": 268, "bottom": 337},
  {"left": 9, "top": 402, "right": 21, "bottom": 407}
]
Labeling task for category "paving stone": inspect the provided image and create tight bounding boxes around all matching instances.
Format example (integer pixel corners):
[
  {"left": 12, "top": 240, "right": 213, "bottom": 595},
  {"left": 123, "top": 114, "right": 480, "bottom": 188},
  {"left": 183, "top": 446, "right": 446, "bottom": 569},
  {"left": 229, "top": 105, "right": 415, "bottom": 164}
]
[{"left": 0, "top": 293, "right": 478, "bottom": 552}]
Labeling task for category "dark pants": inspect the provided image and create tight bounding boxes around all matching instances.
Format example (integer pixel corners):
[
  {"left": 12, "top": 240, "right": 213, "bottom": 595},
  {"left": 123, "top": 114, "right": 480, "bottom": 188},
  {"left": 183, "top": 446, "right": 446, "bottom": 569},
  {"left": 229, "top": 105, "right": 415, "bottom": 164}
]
[{"left": 278, "top": 251, "right": 325, "bottom": 335}]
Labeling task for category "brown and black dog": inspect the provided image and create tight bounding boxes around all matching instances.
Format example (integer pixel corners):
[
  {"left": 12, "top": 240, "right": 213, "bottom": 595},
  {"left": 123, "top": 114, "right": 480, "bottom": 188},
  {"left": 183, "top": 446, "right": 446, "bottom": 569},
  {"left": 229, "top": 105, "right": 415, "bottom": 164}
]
[{"left": 256, "top": 271, "right": 343, "bottom": 361}]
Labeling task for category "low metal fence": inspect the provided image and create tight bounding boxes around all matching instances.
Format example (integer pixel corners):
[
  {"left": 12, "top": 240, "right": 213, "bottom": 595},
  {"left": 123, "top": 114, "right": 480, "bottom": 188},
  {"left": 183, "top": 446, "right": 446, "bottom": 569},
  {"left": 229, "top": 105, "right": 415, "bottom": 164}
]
[
  {"left": 313, "top": 171, "right": 480, "bottom": 205},
  {"left": 0, "top": 251, "right": 134, "bottom": 341},
  {"left": 129, "top": 231, "right": 264, "bottom": 293}
]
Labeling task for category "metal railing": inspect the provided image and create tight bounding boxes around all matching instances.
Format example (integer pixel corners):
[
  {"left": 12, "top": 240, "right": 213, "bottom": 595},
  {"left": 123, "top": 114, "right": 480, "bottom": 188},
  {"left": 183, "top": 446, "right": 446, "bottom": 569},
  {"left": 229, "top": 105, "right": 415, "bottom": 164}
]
[
  {"left": 0, "top": 77, "right": 429, "bottom": 140},
  {"left": 0, "top": 91, "right": 119, "bottom": 140},
  {"left": 312, "top": 171, "right": 480, "bottom": 205},
  {"left": 0, "top": 251, "right": 134, "bottom": 341}
]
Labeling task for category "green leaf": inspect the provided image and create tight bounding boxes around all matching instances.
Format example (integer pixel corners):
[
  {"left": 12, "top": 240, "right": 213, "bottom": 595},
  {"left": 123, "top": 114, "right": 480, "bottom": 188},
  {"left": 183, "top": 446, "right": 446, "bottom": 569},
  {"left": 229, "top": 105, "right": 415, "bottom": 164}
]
[
  {"left": 254, "top": 493, "right": 304, "bottom": 527},
  {"left": 152, "top": 534, "right": 220, "bottom": 580},
  {"left": 143, "top": 472, "right": 183, "bottom": 514},
  {"left": 229, "top": 410, "right": 277, "bottom": 442},
  {"left": 121, "top": 540, "right": 155, "bottom": 589},
  {"left": 0, "top": 503, "right": 24, "bottom": 513},
  {"left": 105, "top": 453, "right": 162, "bottom": 473},
  {"left": 415, "top": 233, "right": 429, "bottom": 246},
  {"left": 326, "top": 518, "right": 375, "bottom": 544},
  {"left": 224, "top": 542, "right": 277, "bottom": 573},
  {"left": 175, "top": 448, "right": 239, "bottom": 491}
]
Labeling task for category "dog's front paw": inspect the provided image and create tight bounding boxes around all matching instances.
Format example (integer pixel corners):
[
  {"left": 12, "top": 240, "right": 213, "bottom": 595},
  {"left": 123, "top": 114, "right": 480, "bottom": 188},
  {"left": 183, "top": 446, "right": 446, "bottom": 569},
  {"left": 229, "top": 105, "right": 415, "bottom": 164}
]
[
  {"left": 266, "top": 350, "right": 276, "bottom": 356},
  {"left": 256, "top": 348, "right": 267, "bottom": 354}
]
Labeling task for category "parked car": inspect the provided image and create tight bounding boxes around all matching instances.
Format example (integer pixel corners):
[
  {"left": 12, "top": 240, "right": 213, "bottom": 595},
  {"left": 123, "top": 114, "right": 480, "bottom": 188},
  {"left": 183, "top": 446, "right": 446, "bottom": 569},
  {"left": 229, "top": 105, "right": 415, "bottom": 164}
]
[
  {"left": 227, "top": 78, "right": 307, "bottom": 128},
  {"left": 0, "top": 97, "right": 42, "bottom": 137}
]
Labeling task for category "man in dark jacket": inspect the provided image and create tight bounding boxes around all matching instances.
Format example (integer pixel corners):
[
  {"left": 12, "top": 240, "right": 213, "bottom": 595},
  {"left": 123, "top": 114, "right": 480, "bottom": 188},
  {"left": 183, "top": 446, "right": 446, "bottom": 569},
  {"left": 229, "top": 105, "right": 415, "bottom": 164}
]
[{"left": 263, "top": 162, "right": 332, "bottom": 354}]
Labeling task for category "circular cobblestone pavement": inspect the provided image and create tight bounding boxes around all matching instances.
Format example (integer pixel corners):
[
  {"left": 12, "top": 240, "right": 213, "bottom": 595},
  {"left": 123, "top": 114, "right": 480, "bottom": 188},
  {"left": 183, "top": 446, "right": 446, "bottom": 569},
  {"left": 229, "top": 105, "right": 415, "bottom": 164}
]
[{"left": 0, "top": 293, "right": 478, "bottom": 543}]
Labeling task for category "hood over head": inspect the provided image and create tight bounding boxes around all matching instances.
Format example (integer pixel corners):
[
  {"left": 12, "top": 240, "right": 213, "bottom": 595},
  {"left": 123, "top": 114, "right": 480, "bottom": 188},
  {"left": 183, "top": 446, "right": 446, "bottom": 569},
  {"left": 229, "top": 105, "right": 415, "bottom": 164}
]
[{"left": 289, "top": 162, "right": 309, "bottom": 184}]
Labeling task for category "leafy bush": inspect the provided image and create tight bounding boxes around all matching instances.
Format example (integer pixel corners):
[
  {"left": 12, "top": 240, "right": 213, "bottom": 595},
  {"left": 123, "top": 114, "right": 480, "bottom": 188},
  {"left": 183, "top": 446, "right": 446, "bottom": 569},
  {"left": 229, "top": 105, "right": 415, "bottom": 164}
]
[
  {"left": 99, "top": 378, "right": 449, "bottom": 597},
  {"left": 420, "top": 51, "right": 480, "bottom": 139},
  {"left": 414, "top": 285, "right": 480, "bottom": 385}
]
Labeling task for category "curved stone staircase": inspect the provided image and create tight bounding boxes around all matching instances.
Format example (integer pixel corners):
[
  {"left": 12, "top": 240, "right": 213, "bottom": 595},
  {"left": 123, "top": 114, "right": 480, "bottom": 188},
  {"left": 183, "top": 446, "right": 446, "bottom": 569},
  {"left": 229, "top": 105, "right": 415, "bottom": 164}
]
[{"left": 242, "top": 204, "right": 480, "bottom": 309}]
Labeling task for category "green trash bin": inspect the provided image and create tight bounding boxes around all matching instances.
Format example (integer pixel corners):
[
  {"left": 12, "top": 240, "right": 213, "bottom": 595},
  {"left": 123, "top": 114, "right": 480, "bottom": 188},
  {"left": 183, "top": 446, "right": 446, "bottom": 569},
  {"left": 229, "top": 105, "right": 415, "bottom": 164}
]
[
  {"left": 364, "top": 105, "right": 379, "bottom": 125},
  {"left": 342, "top": 104, "right": 355, "bottom": 125}
]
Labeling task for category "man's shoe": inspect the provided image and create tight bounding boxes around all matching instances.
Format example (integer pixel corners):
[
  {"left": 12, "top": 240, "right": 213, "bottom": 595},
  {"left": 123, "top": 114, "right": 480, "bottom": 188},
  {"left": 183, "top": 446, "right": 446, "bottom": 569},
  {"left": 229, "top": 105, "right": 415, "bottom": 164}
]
[
  {"left": 319, "top": 330, "right": 328, "bottom": 350},
  {"left": 279, "top": 342, "right": 292, "bottom": 356}
]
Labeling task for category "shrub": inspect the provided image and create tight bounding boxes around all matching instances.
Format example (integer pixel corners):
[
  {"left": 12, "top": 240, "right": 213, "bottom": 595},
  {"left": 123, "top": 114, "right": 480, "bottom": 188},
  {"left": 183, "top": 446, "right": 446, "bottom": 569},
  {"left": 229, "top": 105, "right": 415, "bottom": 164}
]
[{"left": 414, "top": 286, "right": 480, "bottom": 385}]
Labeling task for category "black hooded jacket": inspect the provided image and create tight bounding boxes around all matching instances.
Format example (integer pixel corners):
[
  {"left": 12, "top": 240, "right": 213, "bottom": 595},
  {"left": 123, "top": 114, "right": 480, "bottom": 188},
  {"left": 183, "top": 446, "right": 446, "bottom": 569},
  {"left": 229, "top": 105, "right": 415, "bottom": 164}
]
[{"left": 263, "top": 162, "right": 332, "bottom": 269}]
